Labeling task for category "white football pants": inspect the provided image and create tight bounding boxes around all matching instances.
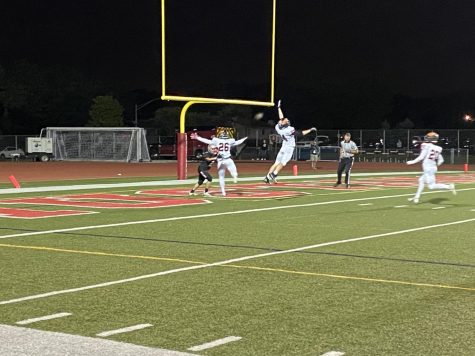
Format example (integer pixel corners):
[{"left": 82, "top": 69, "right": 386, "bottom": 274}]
[
  {"left": 414, "top": 166, "right": 451, "bottom": 199},
  {"left": 217, "top": 158, "right": 238, "bottom": 196}
]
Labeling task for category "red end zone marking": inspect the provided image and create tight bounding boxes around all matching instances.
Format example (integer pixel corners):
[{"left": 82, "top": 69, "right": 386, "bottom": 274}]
[
  {"left": 0, "top": 208, "right": 96, "bottom": 219},
  {"left": 2, "top": 195, "right": 210, "bottom": 209}
]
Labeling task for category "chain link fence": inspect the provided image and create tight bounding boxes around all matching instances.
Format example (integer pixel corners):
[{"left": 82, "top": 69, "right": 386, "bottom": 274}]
[
  {"left": 233, "top": 128, "right": 475, "bottom": 164},
  {"left": 2, "top": 130, "right": 475, "bottom": 164}
]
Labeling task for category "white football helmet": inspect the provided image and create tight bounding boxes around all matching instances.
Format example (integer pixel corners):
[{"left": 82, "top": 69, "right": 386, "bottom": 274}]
[
  {"left": 424, "top": 132, "right": 439, "bottom": 143},
  {"left": 208, "top": 144, "right": 218, "bottom": 154}
]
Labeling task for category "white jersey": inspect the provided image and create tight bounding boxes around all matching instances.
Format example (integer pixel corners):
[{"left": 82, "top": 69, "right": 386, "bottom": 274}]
[
  {"left": 275, "top": 124, "right": 296, "bottom": 148},
  {"left": 195, "top": 136, "right": 247, "bottom": 159},
  {"left": 210, "top": 137, "right": 236, "bottom": 159},
  {"left": 409, "top": 142, "right": 444, "bottom": 168}
]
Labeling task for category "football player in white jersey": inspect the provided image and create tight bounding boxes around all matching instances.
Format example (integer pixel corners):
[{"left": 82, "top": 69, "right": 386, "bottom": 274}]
[
  {"left": 264, "top": 100, "right": 316, "bottom": 183},
  {"left": 406, "top": 131, "right": 456, "bottom": 204},
  {"left": 191, "top": 130, "right": 247, "bottom": 196}
]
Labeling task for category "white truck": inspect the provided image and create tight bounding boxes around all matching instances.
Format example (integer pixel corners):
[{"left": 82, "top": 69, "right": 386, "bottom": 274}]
[{"left": 26, "top": 132, "right": 54, "bottom": 162}]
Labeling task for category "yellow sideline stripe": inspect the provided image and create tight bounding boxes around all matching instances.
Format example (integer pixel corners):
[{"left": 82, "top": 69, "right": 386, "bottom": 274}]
[
  {"left": 0, "top": 243, "right": 206, "bottom": 266},
  {"left": 225, "top": 265, "right": 475, "bottom": 292},
  {"left": 1, "top": 243, "right": 473, "bottom": 292}
]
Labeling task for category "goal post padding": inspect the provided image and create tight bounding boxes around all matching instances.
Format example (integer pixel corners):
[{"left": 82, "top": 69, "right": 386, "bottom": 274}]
[{"left": 45, "top": 127, "right": 150, "bottom": 162}]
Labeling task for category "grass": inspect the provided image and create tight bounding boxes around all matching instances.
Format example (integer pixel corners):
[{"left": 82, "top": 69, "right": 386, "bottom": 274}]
[{"left": 0, "top": 173, "right": 474, "bottom": 355}]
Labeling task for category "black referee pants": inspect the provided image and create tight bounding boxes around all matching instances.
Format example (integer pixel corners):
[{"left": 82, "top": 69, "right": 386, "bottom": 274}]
[{"left": 336, "top": 157, "right": 354, "bottom": 185}]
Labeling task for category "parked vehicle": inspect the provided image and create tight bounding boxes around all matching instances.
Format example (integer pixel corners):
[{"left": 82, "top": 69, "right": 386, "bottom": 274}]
[
  {"left": 25, "top": 135, "right": 54, "bottom": 162},
  {"left": 154, "top": 127, "right": 218, "bottom": 159},
  {"left": 0, "top": 146, "right": 26, "bottom": 159}
]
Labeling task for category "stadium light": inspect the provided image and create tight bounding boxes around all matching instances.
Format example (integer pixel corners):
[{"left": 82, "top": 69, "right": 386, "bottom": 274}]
[
  {"left": 134, "top": 98, "right": 161, "bottom": 127},
  {"left": 464, "top": 114, "right": 474, "bottom": 122}
]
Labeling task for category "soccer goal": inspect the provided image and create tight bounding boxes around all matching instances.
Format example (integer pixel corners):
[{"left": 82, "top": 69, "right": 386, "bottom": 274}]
[{"left": 45, "top": 127, "right": 150, "bottom": 162}]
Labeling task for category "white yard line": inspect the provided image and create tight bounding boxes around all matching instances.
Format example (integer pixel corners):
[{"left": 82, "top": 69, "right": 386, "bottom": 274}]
[
  {"left": 357, "top": 203, "right": 373, "bottom": 206},
  {"left": 432, "top": 206, "right": 446, "bottom": 210},
  {"left": 187, "top": 336, "right": 242, "bottom": 351},
  {"left": 320, "top": 351, "right": 345, "bottom": 356},
  {"left": 3, "top": 188, "right": 474, "bottom": 241},
  {"left": 1, "top": 217, "right": 474, "bottom": 306},
  {"left": 96, "top": 323, "right": 153, "bottom": 337},
  {"left": 394, "top": 205, "right": 408, "bottom": 208},
  {"left": 16, "top": 312, "right": 71, "bottom": 325}
]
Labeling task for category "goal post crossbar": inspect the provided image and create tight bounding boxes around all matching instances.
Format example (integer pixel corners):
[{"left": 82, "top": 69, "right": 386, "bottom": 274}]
[{"left": 162, "top": 95, "right": 275, "bottom": 108}]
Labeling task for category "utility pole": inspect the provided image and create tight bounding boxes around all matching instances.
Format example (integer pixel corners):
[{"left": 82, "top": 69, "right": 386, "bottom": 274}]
[{"left": 134, "top": 98, "right": 161, "bottom": 127}]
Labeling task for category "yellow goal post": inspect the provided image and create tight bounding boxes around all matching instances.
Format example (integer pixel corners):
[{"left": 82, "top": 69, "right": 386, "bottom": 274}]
[{"left": 161, "top": 0, "right": 277, "bottom": 111}]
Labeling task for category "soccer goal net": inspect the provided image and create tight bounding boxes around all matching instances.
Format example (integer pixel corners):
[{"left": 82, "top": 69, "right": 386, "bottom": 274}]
[{"left": 45, "top": 127, "right": 150, "bottom": 162}]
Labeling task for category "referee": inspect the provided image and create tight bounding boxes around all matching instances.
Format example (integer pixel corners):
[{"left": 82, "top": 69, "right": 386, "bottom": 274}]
[{"left": 334, "top": 133, "right": 358, "bottom": 188}]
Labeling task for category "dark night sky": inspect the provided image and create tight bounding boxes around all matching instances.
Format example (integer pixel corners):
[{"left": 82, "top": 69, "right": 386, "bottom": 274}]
[{"left": 2, "top": 0, "right": 475, "bottom": 124}]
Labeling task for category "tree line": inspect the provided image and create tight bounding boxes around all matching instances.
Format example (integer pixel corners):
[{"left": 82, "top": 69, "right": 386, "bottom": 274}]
[{"left": 1, "top": 61, "right": 475, "bottom": 135}]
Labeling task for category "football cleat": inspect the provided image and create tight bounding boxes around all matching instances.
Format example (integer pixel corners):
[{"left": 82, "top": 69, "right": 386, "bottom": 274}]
[
  {"left": 264, "top": 176, "right": 270, "bottom": 184},
  {"left": 408, "top": 197, "right": 419, "bottom": 204},
  {"left": 189, "top": 192, "right": 196, "bottom": 196},
  {"left": 203, "top": 192, "right": 212, "bottom": 197},
  {"left": 450, "top": 183, "right": 456, "bottom": 195}
]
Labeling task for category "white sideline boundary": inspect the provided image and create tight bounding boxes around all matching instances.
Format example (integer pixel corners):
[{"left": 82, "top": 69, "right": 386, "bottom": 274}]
[
  {"left": 1, "top": 216, "right": 474, "bottom": 306},
  {"left": 0, "top": 171, "right": 463, "bottom": 195}
]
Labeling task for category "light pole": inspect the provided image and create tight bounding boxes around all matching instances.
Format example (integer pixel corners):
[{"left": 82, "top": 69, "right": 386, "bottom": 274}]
[{"left": 134, "top": 98, "right": 161, "bottom": 127}]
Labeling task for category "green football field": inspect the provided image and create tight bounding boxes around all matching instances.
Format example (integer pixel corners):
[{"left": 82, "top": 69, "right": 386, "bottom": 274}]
[{"left": 0, "top": 172, "right": 474, "bottom": 355}]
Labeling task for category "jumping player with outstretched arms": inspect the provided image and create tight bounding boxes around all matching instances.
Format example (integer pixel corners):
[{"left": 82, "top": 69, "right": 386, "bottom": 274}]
[
  {"left": 191, "top": 130, "right": 247, "bottom": 196},
  {"left": 406, "top": 131, "right": 456, "bottom": 204},
  {"left": 264, "top": 100, "right": 316, "bottom": 183}
]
